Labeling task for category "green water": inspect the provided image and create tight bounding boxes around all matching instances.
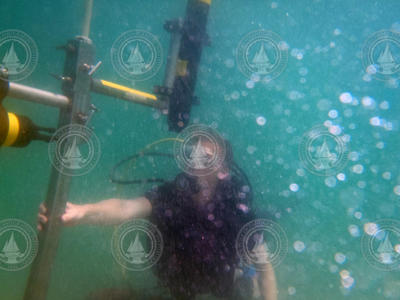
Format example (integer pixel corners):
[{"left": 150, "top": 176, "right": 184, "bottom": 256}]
[{"left": 1, "top": 0, "right": 400, "bottom": 299}]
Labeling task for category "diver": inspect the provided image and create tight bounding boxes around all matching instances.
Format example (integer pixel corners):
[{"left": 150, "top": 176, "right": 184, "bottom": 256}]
[{"left": 38, "top": 138, "right": 278, "bottom": 300}]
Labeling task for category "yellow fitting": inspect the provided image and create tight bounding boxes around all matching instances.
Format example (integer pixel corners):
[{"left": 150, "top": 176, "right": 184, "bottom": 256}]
[{"left": 3, "top": 113, "right": 20, "bottom": 146}]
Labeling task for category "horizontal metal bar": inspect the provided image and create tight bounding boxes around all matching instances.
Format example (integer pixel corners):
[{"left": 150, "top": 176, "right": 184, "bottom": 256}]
[
  {"left": 8, "top": 82, "right": 70, "bottom": 108},
  {"left": 91, "top": 79, "right": 166, "bottom": 109}
]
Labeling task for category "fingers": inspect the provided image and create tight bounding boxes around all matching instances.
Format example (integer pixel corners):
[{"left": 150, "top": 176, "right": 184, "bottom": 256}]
[
  {"left": 39, "top": 213, "right": 48, "bottom": 223},
  {"left": 37, "top": 202, "right": 73, "bottom": 231},
  {"left": 61, "top": 213, "right": 69, "bottom": 224},
  {"left": 39, "top": 203, "right": 47, "bottom": 214},
  {"left": 37, "top": 213, "right": 48, "bottom": 231},
  {"left": 38, "top": 203, "right": 48, "bottom": 232}
]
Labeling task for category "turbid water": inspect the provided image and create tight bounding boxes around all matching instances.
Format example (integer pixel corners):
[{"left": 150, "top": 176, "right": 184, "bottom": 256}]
[{"left": 0, "top": 0, "right": 400, "bottom": 299}]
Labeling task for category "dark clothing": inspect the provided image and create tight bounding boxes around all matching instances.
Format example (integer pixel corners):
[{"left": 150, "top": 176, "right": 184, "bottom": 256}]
[{"left": 146, "top": 173, "right": 254, "bottom": 300}]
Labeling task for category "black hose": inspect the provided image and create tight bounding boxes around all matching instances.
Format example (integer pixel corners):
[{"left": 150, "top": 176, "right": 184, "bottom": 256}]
[
  {"left": 110, "top": 150, "right": 252, "bottom": 197},
  {"left": 110, "top": 152, "right": 174, "bottom": 185}
]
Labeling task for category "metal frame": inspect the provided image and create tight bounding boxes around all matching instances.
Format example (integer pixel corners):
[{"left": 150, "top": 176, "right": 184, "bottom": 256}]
[{"left": 0, "top": 0, "right": 211, "bottom": 299}]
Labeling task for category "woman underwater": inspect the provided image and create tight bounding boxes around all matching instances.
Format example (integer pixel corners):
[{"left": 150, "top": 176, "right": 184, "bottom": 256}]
[{"left": 38, "top": 137, "right": 278, "bottom": 300}]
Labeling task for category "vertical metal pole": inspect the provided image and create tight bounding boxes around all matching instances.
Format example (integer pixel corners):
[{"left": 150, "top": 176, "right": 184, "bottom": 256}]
[
  {"left": 22, "top": 166, "right": 72, "bottom": 300},
  {"left": 167, "top": 0, "right": 211, "bottom": 131},
  {"left": 163, "top": 20, "right": 183, "bottom": 89},
  {"left": 81, "top": 0, "right": 93, "bottom": 38},
  {"left": 23, "top": 1, "right": 95, "bottom": 299}
]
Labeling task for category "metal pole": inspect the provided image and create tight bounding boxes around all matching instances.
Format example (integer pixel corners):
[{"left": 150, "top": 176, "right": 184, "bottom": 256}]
[
  {"left": 163, "top": 19, "right": 183, "bottom": 89},
  {"left": 8, "top": 82, "right": 70, "bottom": 108},
  {"left": 23, "top": 2, "right": 95, "bottom": 298},
  {"left": 81, "top": 0, "right": 93, "bottom": 38},
  {"left": 22, "top": 166, "right": 72, "bottom": 300}
]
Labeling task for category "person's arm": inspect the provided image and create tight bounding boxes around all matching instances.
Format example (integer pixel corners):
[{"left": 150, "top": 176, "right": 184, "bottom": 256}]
[
  {"left": 78, "top": 197, "right": 152, "bottom": 225},
  {"left": 251, "top": 239, "right": 278, "bottom": 300},
  {"left": 38, "top": 197, "right": 152, "bottom": 230},
  {"left": 256, "top": 265, "right": 277, "bottom": 300}
]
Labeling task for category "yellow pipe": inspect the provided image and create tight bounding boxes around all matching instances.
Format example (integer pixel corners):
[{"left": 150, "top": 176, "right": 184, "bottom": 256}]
[
  {"left": 199, "top": 0, "right": 211, "bottom": 5},
  {"left": 100, "top": 80, "right": 157, "bottom": 101}
]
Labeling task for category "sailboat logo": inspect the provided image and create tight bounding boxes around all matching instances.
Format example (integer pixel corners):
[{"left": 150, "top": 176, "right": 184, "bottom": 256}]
[
  {"left": 125, "top": 232, "right": 148, "bottom": 264},
  {"left": 299, "top": 125, "right": 348, "bottom": 176},
  {"left": 361, "top": 219, "right": 400, "bottom": 271},
  {"left": 237, "top": 30, "right": 288, "bottom": 80},
  {"left": 111, "top": 30, "right": 163, "bottom": 81},
  {"left": 0, "top": 30, "right": 38, "bottom": 81},
  {"left": 251, "top": 43, "right": 273, "bottom": 74},
  {"left": 0, "top": 219, "right": 39, "bottom": 271},
  {"left": 126, "top": 43, "right": 149, "bottom": 75},
  {"left": 374, "top": 231, "right": 398, "bottom": 265},
  {"left": 0, "top": 232, "right": 24, "bottom": 264},
  {"left": 188, "top": 137, "right": 212, "bottom": 170},
  {"left": 61, "top": 136, "right": 88, "bottom": 170},
  {"left": 362, "top": 30, "right": 400, "bottom": 81},
  {"left": 376, "top": 43, "right": 399, "bottom": 75},
  {"left": 175, "top": 125, "right": 226, "bottom": 176},
  {"left": 111, "top": 219, "right": 163, "bottom": 271},
  {"left": 249, "top": 233, "right": 272, "bottom": 265},
  {"left": 313, "top": 138, "right": 337, "bottom": 170},
  {"left": 1, "top": 42, "right": 23, "bottom": 74},
  {"left": 49, "top": 124, "right": 101, "bottom": 176},
  {"left": 236, "top": 219, "right": 288, "bottom": 271}
]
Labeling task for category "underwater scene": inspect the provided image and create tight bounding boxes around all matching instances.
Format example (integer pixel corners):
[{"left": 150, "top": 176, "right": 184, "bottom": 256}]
[{"left": 0, "top": 0, "right": 400, "bottom": 299}]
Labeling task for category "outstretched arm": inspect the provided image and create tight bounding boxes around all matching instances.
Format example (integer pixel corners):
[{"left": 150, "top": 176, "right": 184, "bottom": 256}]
[
  {"left": 38, "top": 197, "right": 152, "bottom": 230},
  {"left": 78, "top": 197, "right": 152, "bottom": 225},
  {"left": 251, "top": 239, "right": 278, "bottom": 300},
  {"left": 256, "top": 265, "right": 277, "bottom": 300}
]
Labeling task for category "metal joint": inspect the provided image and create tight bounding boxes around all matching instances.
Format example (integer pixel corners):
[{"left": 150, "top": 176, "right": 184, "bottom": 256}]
[
  {"left": 0, "top": 78, "right": 10, "bottom": 102},
  {"left": 164, "top": 18, "right": 184, "bottom": 33},
  {"left": 0, "top": 66, "right": 9, "bottom": 80}
]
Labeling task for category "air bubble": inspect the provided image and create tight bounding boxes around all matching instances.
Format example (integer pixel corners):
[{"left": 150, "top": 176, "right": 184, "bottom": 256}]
[
  {"left": 289, "top": 183, "right": 299, "bottom": 192},
  {"left": 256, "top": 116, "right": 266, "bottom": 126},
  {"left": 328, "top": 110, "right": 338, "bottom": 119},
  {"left": 339, "top": 92, "right": 352, "bottom": 104},
  {"left": 294, "top": 241, "right": 306, "bottom": 253},
  {"left": 394, "top": 185, "right": 400, "bottom": 196},
  {"left": 246, "top": 80, "right": 255, "bottom": 89},
  {"left": 334, "top": 253, "right": 346, "bottom": 264}
]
